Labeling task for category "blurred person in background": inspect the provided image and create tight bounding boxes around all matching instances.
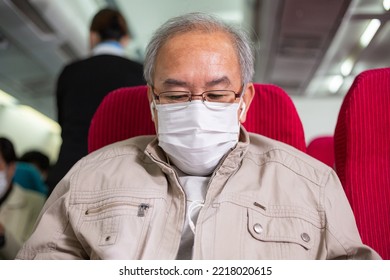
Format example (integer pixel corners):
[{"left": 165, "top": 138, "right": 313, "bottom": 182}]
[
  {"left": 0, "top": 137, "right": 46, "bottom": 259},
  {"left": 46, "top": 7, "right": 145, "bottom": 195},
  {"left": 14, "top": 150, "right": 50, "bottom": 197}
]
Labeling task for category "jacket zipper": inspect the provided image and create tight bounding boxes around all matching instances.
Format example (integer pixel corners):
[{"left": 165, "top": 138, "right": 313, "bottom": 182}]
[
  {"left": 147, "top": 152, "right": 185, "bottom": 192},
  {"left": 85, "top": 202, "right": 150, "bottom": 216},
  {"left": 137, "top": 203, "right": 150, "bottom": 217}
]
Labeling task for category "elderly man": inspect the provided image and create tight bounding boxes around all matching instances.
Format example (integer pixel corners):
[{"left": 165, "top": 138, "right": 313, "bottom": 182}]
[{"left": 17, "top": 12, "right": 380, "bottom": 260}]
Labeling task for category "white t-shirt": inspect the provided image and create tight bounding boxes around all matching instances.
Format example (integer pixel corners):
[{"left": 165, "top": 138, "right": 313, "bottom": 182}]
[{"left": 175, "top": 169, "right": 210, "bottom": 259}]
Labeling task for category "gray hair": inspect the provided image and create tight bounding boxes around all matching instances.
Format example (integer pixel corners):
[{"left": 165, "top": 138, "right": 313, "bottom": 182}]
[{"left": 143, "top": 12, "right": 254, "bottom": 85}]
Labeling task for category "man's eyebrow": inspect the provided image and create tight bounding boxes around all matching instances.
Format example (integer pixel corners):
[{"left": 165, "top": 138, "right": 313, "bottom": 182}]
[
  {"left": 161, "top": 77, "right": 232, "bottom": 88},
  {"left": 162, "top": 79, "right": 189, "bottom": 87},
  {"left": 205, "top": 77, "right": 231, "bottom": 87}
]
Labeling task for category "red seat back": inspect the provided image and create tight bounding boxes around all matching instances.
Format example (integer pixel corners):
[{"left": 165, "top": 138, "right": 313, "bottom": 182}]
[
  {"left": 334, "top": 67, "right": 390, "bottom": 259},
  {"left": 88, "top": 86, "right": 155, "bottom": 153},
  {"left": 307, "top": 136, "right": 335, "bottom": 168},
  {"left": 244, "top": 84, "right": 306, "bottom": 152}
]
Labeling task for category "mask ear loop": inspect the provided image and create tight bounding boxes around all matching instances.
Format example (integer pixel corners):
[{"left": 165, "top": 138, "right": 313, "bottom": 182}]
[
  {"left": 239, "top": 101, "right": 246, "bottom": 121},
  {"left": 150, "top": 102, "right": 155, "bottom": 120},
  {"left": 238, "top": 83, "right": 247, "bottom": 121},
  {"left": 149, "top": 84, "right": 158, "bottom": 120}
]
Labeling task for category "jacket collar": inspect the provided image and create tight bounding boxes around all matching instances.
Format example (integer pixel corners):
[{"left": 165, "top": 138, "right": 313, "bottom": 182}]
[
  {"left": 91, "top": 41, "right": 125, "bottom": 57},
  {"left": 216, "top": 126, "right": 249, "bottom": 175}
]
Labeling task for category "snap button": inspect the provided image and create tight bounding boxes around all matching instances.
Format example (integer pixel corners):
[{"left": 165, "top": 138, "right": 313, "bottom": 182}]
[
  {"left": 301, "top": 232, "right": 310, "bottom": 242},
  {"left": 253, "top": 223, "right": 263, "bottom": 234},
  {"left": 105, "top": 236, "right": 111, "bottom": 242}
]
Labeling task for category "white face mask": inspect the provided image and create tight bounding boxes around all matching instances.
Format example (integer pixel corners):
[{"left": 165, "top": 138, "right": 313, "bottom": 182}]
[
  {"left": 0, "top": 170, "right": 9, "bottom": 198},
  {"left": 156, "top": 100, "right": 241, "bottom": 176}
]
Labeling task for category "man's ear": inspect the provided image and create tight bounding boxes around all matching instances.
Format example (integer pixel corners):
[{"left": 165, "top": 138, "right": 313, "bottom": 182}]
[
  {"left": 239, "top": 83, "right": 255, "bottom": 123},
  {"left": 150, "top": 102, "right": 155, "bottom": 120},
  {"left": 147, "top": 85, "right": 156, "bottom": 123},
  {"left": 147, "top": 85, "right": 153, "bottom": 104}
]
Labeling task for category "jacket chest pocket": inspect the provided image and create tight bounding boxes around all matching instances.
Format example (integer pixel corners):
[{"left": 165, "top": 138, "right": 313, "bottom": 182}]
[
  {"left": 245, "top": 208, "right": 321, "bottom": 259},
  {"left": 76, "top": 201, "right": 153, "bottom": 259}
]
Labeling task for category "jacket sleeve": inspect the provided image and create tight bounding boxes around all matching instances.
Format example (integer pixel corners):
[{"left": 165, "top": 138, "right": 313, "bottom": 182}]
[
  {"left": 15, "top": 162, "right": 87, "bottom": 260},
  {"left": 323, "top": 170, "right": 381, "bottom": 259}
]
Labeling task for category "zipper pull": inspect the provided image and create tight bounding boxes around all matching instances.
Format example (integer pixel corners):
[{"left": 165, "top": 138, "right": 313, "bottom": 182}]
[
  {"left": 253, "top": 201, "right": 266, "bottom": 211},
  {"left": 137, "top": 203, "right": 150, "bottom": 217}
]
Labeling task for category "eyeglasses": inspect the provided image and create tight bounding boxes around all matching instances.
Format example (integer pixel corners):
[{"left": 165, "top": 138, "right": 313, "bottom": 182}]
[{"left": 152, "top": 84, "right": 245, "bottom": 108}]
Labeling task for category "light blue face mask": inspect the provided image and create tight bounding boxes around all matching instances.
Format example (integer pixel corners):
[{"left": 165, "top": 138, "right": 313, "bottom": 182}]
[{"left": 155, "top": 100, "right": 242, "bottom": 176}]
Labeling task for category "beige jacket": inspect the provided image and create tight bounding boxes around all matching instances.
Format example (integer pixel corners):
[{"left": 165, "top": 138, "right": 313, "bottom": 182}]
[
  {"left": 0, "top": 184, "right": 46, "bottom": 259},
  {"left": 16, "top": 128, "right": 381, "bottom": 259}
]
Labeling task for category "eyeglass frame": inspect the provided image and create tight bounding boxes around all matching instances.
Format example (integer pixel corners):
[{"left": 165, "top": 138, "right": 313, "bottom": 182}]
[{"left": 150, "top": 83, "right": 246, "bottom": 107}]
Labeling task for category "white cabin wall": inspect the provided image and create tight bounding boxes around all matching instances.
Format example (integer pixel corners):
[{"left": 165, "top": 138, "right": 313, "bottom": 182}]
[
  {"left": 292, "top": 96, "right": 344, "bottom": 145},
  {"left": 0, "top": 103, "right": 61, "bottom": 163}
]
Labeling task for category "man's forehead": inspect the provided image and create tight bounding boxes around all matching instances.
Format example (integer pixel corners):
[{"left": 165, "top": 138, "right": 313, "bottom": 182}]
[
  {"left": 152, "top": 29, "right": 241, "bottom": 87},
  {"left": 155, "top": 30, "right": 239, "bottom": 67}
]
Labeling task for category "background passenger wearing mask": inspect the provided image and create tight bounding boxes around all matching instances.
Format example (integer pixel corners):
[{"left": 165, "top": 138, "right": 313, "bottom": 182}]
[
  {"left": 0, "top": 137, "right": 45, "bottom": 259},
  {"left": 46, "top": 8, "right": 145, "bottom": 195},
  {"left": 17, "top": 13, "right": 380, "bottom": 260}
]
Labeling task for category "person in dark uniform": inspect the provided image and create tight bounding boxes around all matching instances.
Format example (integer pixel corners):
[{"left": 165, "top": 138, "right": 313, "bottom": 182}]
[{"left": 47, "top": 8, "right": 145, "bottom": 195}]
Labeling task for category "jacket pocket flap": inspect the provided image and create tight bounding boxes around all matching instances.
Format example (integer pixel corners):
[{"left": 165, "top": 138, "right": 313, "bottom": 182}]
[{"left": 247, "top": 208, "right": 314, "bottom": 250}]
